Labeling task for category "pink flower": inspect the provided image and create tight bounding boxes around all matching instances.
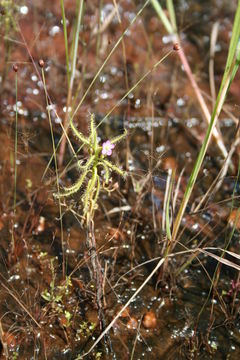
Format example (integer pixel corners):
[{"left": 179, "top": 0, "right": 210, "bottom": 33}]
[{"left": 102, "top": 140, "right": 115, "bottom": 156}]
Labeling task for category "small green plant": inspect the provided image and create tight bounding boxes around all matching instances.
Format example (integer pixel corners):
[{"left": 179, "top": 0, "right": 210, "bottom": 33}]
[
  {"left": 63, "top": 310, "right": 72, "bottom": 328},
  {"left": 41, "top": 258, "right": 72, "bottom": 310},
  {"left": 54, "top": 114, "right": 127, "bottom": 224},
  {"left": 11, "top": 351, "right": 19, "bottom": 360},
  {"left": 41, "top": 258, "right": 62, "bottom": 307},
  {"left": 75, "top": 355, "right": 83, "bottom": 360},
  {"left": 75, "top": 351, "right": 101, "bottom": 360},
  {"left": 95, "top": 352, "right": 102, "bottom": 359},
  {"left": 77, "top": 321, "right": 96, "bottom": 338}
]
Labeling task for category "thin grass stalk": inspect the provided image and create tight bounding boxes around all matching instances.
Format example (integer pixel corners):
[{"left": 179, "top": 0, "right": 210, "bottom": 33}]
[
  {"left": 13, "top": 69, "right": 18, "bottom": 214},
  {"left": 173, "top": 167, "right": 184, "bottom": 212},
  {"left": 41, "top": 68, "right": 66, "bottom": 278},
  {"left": 11, "top": 66, "right": 18, "bottom": 258},
  {"left": 172, "top": 2, "right": 240, "bottom": 243},
  {"left": 212, "top": 137, "right": 240, "bottom": 193},
  {"left": 162, "top": 169, "right": 171, "bottom": 235},
  {"left": 165, "top": 169, "right": 175, "bottom": 246},
  {"left": 232, "top": 151, "right": 240, "bottom": 208},
  {"left": 209, "top": 22, "right": 219, "bottom": 106},
  {"left": 87, "top": 220, "right": 105, "bottom": 325},
  {"left": 60, "top": 0, "right": 70, "bottom": 88},
  {"left": 151, "top": 0, "right": 173, "bottom": 34},
  {"left": 166, "top": 0, "right": 177, "bottom": 34},
  {"left": 96, "top": 0, "right": 103, "bottom": 61},
  {"left": 229, "top": 41, "right": 240, "bottom": 86},
  {"left": 69, "top": 0, "right": 84, "bottom": 92},
  {"left": 113, "top": 0, "right": 131, "bottom": 174},
  {"left": 130, "top": 319, "right": 142, "bottom": 360}
]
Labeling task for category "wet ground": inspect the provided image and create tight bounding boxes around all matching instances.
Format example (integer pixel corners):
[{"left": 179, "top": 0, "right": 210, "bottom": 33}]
[{"left": 1, "top": 0, "right": 240, "bottom": 359}]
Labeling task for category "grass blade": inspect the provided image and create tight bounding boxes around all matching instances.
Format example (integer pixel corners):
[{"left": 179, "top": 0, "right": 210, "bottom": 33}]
[
  {"left": 60, "top": 0, "right": 70, "bottom": 88},
  {"left": 166, "top": 0, "right": 177, "bottom": 34},
  {"left": 151, "top": 0, "right": 173, "bottom": 34}
]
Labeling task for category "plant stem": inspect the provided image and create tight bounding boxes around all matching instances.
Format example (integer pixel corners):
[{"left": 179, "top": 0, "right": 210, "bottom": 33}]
[
  {"left": 13, "top": 70, "right": 18, "bottom": 214},
  {"left": 41, "top": 68, "right": 66, "bottom": 278},
  {"left": 86, "top": 219, "right": 114, "bottom": 357}
]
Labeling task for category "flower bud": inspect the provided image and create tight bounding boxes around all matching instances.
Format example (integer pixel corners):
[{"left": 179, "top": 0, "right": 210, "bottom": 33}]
[
  {"left": 38, "top": 59, "right": 45, "bottom": 68},
  {"left": 173, "top": 43, "right": 180, "bottom": 51},
  {"left": 12, "top": 64, "right": 18, "bottom": 73}
]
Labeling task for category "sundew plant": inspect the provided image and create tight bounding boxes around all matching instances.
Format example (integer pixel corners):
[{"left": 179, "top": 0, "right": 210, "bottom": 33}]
[{"left": 54, "top": 114, "right": 127, "bottom": 225}]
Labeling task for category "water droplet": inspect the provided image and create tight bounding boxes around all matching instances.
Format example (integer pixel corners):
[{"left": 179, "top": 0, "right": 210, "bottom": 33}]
[
  {"left": 100, "top": 74, "right": 107, "bottom": 83},
  {"left": 215, "top": 43, "right": 221, "bottom": 52},
  {"left": 63, "top": 106, "right": 72, "bottom": 113},
  {"left": 110, "top": 66, "right": 118, "bottom": 75},
  {"left": 8, "top": 274, "right": 20, "bottom": 282},
  {"left": 177, "top": 98, "right": 185, "bottom": 107},
  {"left": 135, "top": 98, "right": 141, "bottom": 109},
  {"left": 55, "top": 117, "right": 62, "bottom": 124},
  {"left": 46, "top": 104, "right": 56, "bottom": 111},
  {"left": 20, "top": 6, "right": 28, "bottom": 15},
  {"left": 162, "top": 34, "right": 176, "bottom": 44},
  {"left": 49, "top": 25, "right": 60, "bottom": 37},
  {"left": 192, "top": 223, "right": 199, "bottom": 231}
]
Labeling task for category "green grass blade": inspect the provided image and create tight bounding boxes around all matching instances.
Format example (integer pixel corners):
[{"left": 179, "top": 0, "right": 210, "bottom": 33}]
[
  {"left": 219, "top": 2, "right": 240, "bottom": 95},
  {"left": 229, "top": 40, "right": 240, "bottom": 86},
  {"left": 166, "top": 0, "right": 177, "bottom": 34},
  {"left": 69, "top": 0, "right": 84, "bottom": 91},
  {"left": 60, "top": 0, "right": 70, "bottom": 88},
  {"left": 165, "top": 170, "right": 175, "bottom": 244},
  {"left": 151, "top": 0, "right": 173, "bottom": 34}
]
